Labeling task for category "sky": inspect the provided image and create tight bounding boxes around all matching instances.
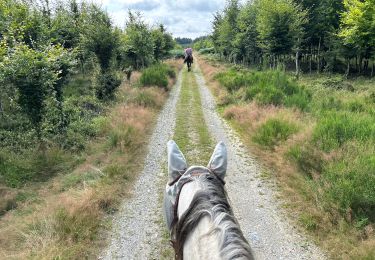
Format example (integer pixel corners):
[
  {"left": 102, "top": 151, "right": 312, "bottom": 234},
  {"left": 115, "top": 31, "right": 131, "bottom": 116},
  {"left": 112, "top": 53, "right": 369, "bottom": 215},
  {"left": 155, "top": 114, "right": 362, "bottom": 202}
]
[{"left": 90, "top": 0, "right": 228, "bottom": 39}]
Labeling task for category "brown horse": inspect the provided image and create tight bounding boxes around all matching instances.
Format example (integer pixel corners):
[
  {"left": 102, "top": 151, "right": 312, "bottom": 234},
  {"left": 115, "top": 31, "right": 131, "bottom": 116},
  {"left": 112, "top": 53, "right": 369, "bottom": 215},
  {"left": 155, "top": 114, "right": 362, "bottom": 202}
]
[{"left": 184, "top": 55, "right": 193, "bottom": 71}]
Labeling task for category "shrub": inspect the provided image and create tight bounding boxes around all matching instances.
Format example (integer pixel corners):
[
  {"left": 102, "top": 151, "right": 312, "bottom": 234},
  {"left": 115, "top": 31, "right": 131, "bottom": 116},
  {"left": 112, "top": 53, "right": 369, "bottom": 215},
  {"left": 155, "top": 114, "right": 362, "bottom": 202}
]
[
  {"left": 253, "top": 118, "right": 298, "bottom": 148},
  {"left": 198, "top": 47, "right": 215, "bottom": 54},
  {"left": 95, "top": 70, "right": 121, "bottom": 100},
  {"left": 214, "top": 70, "right": 249, "bottom": 92},
  {"left": 215, "top": 69, "right": 311, "bottom": 109},
  {"left": 140, "top": 63, "right": 174, "bottom": 89},
  {"left": 168, "top": 49, "right": 185, "bottom": 59},
  {"left": 312, "top": 111, "right": 375, "bottom": 151}
]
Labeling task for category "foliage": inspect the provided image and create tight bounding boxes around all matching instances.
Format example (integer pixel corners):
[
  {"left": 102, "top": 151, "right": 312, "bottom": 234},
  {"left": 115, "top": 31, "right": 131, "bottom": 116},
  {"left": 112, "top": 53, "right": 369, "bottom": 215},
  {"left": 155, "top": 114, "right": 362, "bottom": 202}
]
[
  {"left": 0, "top": 0, "right": 174, "bottom": 191},
  {"left": 94, "top": 70, "right": 121, "bottom": 100},
  {"left": 81, "top": 5, "right": 120, "bottom": 71},
  {"left": 209, "top": 0, "right": 374, "bottom": 76},
  {"left": 312, "top": 111, "right": 375, "bottom": 151},
  {"left": 0, "top": 44, "right": 72, "bottom": 138},
  {"left": 253, "top": 118, "right": 298, "bottom": 148},
  {"left": 215, "top": 69, "right": 311, "bottom": 109},
  {"left": 339, "top": 0, "right": 375, "bottom": 59},
  {"left": 151, "top": 24, "right": 175, "bottom": 60},
  {"left": 256, "top": 0, "right": 307, "bottom": 56},
  {"left": 121, "top": 11, "right": 154, "bottom": 69},
  {"left": 140, "top": 63, "right": 175, "bottom": 89}
]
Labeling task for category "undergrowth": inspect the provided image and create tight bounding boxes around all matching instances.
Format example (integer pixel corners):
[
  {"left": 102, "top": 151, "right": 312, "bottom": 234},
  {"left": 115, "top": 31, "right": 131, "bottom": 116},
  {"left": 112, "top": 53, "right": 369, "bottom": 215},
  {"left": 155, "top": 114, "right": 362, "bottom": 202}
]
[
  {"left": 0, "top": 61, "right": 179, "bottom": 259},
  {"left": 140, "top": 63, "right": 176, "bottom": 89},
  {"left": 200, "top": 56, "right": 375, "bottom": 259}
]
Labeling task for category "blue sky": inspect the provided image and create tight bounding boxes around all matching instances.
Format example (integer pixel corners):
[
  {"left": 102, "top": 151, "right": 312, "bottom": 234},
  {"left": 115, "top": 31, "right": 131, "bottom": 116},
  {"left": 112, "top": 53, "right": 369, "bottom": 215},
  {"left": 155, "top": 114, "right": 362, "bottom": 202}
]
[{"left": 91, "top": 0, "right": 228, "bottom": 39}]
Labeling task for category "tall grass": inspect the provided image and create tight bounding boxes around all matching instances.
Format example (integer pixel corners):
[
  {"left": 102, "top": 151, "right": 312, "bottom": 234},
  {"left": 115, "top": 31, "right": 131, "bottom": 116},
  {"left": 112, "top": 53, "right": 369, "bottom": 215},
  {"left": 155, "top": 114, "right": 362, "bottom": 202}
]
[
  {"left": 313, "top": 111, "right": 375, "bottom": 151},
  {"left": 214, "top": 69, "right": 311, "bottom": 110},
  {"left": 321, "top": 143, "right": 375, "bottom": 221},
  {"left": 205, "top": 58, "right": 375, "bottom": 257},
  {"left": 140, "top": 63, "right": 175, "bottom": 89},
  {"left": 253, "top": 118, "right": 298, "bottom": 148}
]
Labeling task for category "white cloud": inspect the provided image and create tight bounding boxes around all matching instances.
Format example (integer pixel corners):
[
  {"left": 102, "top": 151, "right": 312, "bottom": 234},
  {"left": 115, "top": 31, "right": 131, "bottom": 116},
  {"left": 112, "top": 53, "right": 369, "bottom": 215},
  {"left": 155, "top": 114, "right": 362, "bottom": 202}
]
[{"left": 96, "top": 0, "right": 228, "bottom": 39}]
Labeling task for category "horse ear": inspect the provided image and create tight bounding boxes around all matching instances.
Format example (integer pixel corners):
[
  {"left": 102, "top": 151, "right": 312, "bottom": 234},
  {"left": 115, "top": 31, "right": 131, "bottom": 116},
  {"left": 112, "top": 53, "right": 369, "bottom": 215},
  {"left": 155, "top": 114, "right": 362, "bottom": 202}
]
[
  {"left": 167, "top": 140, "right": 187, "bottom": 182},
  {"left": 207, "top": 142, "right": 227, "bottom": 179}
]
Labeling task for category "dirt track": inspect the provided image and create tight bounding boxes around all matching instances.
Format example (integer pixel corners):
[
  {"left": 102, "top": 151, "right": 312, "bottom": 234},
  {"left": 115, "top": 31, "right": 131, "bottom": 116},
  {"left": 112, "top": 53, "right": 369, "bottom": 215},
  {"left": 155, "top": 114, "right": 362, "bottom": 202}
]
[{"left": 102, "top": 61, "right": 326, "bottom": 259}]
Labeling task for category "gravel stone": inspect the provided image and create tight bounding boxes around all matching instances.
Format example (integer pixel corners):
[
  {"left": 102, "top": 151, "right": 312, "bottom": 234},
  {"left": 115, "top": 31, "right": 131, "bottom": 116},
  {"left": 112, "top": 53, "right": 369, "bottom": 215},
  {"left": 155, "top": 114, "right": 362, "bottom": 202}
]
[{"left": 101, "top": 70, "right": 183, "bottom": 260}]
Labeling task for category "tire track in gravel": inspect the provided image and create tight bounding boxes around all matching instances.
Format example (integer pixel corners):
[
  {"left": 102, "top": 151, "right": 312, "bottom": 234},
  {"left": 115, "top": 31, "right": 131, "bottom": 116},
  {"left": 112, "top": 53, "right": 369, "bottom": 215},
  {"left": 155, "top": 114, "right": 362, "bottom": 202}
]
[
  {"left": 193, "top": 61, "right": 326, "bottom": 260},
  {"left": 101, "top": 70, "right": 183, "bottom": 260}
]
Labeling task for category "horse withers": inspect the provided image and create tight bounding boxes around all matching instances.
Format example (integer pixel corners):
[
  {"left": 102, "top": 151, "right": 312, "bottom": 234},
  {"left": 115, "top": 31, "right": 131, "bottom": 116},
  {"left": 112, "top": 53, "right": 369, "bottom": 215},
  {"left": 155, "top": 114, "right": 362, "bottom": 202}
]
[{"left": 163, "top": 140, "right": 254, "bottom": 260}]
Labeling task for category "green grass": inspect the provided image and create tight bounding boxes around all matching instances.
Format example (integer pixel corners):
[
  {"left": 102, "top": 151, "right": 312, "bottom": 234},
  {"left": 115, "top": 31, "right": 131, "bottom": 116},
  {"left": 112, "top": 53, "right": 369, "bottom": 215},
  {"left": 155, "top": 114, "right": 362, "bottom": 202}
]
[
  {"left": 214, "top": 69, "right": 311, "bottom": 110},
  {"left": 0, "top": 148, "right": 80, "bottom": 188},
  {"left": 201, "top": 55, "right": 375, "bottom": 257},
  {"left": 173, "top": 67, "right": 213, "bottom": 164},
  {"left": 312, "top": 111, "right": 375, "bottom": 151},
  {"left": 140, "top": 63, "right": 175, "bottom": 89},
  {"left": 253, "top": 118, "right": 298, "bottom": 148},
  {"left": 321, "top": 144, "right": 375, "bottom": 221}
]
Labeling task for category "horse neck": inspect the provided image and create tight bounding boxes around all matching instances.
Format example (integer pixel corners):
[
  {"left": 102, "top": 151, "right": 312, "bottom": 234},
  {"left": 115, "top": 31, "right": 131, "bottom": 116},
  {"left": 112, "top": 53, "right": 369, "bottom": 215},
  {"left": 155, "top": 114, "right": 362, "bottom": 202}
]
[{"left": 178, "top": 180, "right": 222, "bottom": 260}]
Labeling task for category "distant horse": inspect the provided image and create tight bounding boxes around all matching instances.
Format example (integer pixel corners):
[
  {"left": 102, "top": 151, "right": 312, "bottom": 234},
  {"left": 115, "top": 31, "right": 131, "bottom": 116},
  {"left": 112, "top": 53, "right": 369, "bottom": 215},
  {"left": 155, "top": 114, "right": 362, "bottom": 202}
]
[
  {"left": 184, "top": 55, "right": 193, "bottom": 72},
  {"left": 163, "top": 141, "right": 254, "bottom": 260}
]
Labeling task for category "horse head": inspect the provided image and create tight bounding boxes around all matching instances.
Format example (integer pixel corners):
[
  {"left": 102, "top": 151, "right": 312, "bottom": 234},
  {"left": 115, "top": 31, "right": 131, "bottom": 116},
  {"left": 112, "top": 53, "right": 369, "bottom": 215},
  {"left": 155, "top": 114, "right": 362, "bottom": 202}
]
[{"left": 163, "top": 140, "right": 253, "bottom": 260}]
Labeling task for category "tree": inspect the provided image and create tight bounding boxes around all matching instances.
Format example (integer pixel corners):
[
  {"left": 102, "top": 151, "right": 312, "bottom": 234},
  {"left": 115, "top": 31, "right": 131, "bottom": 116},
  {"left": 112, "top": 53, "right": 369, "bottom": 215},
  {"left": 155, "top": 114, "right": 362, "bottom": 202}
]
[
  {"left": 0, "top": 44, "right": 69, "bottom": 140},
  {"left": 217, "top": 0, "right": 240, "bottom": 61},
  {"left": 122, "top": 11, "right": 154, "bottom": 69},
  {"left": 152, "top": 24, "right": 174, "bottom": 61},
  {"left": 256, "top": 0, "right": 307, "bottom": 74},
  {"left": 339, "top": 0, "right": 375, "bottom": 76},
  {"left": 81, "top": 4, "right": 121, "bottom": 99},
  {"left": 233, "top": 2, "right": 260, "bottom": 65}
]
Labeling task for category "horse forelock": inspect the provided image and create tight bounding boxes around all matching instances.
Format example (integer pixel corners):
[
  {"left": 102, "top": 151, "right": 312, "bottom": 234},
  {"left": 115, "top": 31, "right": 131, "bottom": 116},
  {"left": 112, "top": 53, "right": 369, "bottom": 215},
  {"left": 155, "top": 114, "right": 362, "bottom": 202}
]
[{"left": 175, "top": 174, "right": 254, "bottom": 260}]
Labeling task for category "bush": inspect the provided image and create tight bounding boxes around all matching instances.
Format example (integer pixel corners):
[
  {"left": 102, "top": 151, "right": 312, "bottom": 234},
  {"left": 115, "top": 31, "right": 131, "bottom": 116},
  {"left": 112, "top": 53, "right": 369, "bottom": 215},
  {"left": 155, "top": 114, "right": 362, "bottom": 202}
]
[
  {"left": 215, "top": 69, "right": 311, "bottom": 109},
  {"left": 95, "top": 71, "right": 121, "bottom": 100},
  {"left": 198, "top": 47, "right": 215, "bottom": 54},
  {"left": 313, "top": 111, "right": 375, "bottom": 151},
  {"left": 168, "top": 49, "right": 185, "bottom": 59},
  {"left": 140, "top": 63, "right": 174, "bottom": 89},
  {"left": 253, "top": 118, "right": 298, "bottom": 148},
  {"left": 214, "top": 70, "right": 249, "bottom": 92}
]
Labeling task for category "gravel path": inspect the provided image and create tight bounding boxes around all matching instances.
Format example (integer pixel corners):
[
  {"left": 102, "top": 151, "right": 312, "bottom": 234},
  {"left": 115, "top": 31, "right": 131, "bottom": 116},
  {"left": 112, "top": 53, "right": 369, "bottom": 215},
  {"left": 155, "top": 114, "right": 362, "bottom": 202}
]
[
  {"left": 101, "top": 63, "right": 326, "bottom": 259},
  {"left": 101, "top": 70, "right": 182, "bottom": 260},
  {"left": 194, "top": 63, "right": 326, "bottom": 260}
]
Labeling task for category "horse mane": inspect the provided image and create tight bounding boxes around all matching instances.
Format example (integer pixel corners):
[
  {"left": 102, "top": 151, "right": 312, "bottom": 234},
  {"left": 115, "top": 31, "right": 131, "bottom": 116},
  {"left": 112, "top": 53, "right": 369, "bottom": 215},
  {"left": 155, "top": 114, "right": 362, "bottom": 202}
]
[{"left": 174, "top": 174, "right": 254, "bottom": 260}]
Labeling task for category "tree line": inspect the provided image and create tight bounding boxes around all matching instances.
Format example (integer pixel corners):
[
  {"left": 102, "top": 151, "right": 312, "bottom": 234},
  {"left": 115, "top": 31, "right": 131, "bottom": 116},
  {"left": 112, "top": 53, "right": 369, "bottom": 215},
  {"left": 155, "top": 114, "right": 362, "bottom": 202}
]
[
  {"left": 0, "top": 0, "right": 174, "bottom": 144},
  {"left": 204, "top": 0, "right": 374, "bottom": 78}
]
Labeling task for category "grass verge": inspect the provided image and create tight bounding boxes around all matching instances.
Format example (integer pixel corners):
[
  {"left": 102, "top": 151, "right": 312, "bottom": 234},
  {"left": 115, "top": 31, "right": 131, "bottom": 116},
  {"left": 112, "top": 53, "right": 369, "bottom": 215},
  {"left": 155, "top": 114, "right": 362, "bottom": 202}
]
[
  {"left": 0, "top": 61, "right": 181, "bottom": 259},
  {"left": 198, "top": 55, "right": 375, "bottom": 259}
]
